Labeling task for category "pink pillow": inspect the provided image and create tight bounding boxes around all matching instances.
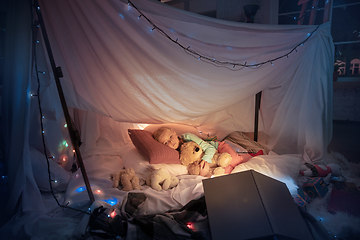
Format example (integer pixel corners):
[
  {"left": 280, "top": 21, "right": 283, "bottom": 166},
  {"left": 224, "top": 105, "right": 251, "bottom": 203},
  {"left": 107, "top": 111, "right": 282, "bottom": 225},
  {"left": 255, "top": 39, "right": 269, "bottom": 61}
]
[{"left": 128, "top": 129, "right": 181, "bottom": 164}]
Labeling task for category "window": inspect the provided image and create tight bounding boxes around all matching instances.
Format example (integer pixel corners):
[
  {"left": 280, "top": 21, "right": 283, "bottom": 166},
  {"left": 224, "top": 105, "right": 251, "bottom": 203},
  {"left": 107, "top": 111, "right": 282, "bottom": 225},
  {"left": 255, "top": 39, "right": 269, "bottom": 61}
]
[{"left": 278, "top": 0, "right": 360, "bottom": 81}]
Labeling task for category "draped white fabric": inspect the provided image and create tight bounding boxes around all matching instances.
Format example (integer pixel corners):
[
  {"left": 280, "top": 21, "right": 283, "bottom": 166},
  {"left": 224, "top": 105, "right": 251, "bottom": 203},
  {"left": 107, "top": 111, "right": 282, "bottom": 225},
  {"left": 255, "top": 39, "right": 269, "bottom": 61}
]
[
  {"left": 39, "top": 0, "right": 333, "bottom": 161},
  {"left": 1, "top": 0, "right": 334, "bottom": 238}
]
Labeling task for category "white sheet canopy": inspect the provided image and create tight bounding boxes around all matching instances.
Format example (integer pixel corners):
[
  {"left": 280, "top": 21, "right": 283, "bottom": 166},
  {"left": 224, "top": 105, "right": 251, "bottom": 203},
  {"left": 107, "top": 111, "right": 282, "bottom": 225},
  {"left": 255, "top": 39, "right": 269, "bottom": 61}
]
[
  {"left": 38, "top": 0, "right": 333, "bottom": 160},
  {"left": 1, "top": 0, "right": 334, "bottom": 238}
]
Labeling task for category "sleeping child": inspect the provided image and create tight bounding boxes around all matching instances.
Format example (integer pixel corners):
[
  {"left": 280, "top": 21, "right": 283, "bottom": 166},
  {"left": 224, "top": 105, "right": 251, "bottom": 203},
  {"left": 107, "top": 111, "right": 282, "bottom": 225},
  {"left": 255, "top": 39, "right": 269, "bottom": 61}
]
[{"left": 152, "top": 126, "right": 263, "bottom": 176}]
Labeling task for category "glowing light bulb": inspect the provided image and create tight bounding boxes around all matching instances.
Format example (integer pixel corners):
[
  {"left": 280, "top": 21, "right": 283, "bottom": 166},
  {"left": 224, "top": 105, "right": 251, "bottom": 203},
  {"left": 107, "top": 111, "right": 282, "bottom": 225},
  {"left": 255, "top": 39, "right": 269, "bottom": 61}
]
[
  {"left": 64, "top": 123, "right": 67, "bottom": 128},
  {"left": 110, "top": 210, "right": 117, "bottom": 218},
  {"left": 102, "top": 197, "right": 117, "bottom": 206},
  {"left": 186, "top": 222, "right": 194, "bottom": 230},
  {"left": 62, "top": 140, "right": 69, "bottom": 147},
  {"left": 76, "top": 186, "right": 86, "bottom": 192},
  {"left": 62, "top": 157, "right": 66, "bottom": 161}
]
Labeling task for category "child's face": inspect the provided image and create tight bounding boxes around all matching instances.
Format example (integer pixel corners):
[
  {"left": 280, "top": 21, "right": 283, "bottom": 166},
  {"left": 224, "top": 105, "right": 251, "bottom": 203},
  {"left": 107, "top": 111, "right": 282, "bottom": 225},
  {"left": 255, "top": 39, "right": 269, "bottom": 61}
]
[
  {"left": 158, "top": 128, "right": 179, "bottom": 149},
  {"left": 199, "top": 160, "right": 210, "bottom": 177}
]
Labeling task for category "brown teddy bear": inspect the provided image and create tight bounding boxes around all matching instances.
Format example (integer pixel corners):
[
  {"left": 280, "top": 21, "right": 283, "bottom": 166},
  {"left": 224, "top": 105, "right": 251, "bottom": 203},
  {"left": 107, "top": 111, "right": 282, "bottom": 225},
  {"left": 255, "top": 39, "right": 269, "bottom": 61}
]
[
  {"left": 180, "top": 141, "right": 232, "bottom": 177},
  {"left": 179, "top": 141, "right": 204, "bottom": 166},
  {"left": 110, "top": 167, "right": 142, "bottom": 191},
  {"left": 145, "top": 168, "right": 179, "bottom": 191}
]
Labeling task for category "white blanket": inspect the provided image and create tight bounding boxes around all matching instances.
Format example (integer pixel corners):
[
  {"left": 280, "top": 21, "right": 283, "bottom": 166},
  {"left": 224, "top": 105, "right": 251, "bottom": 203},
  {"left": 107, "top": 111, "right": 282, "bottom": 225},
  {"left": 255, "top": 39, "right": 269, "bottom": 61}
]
[{"left": 65, "top": 151, "right": 302, "bottom": 217}]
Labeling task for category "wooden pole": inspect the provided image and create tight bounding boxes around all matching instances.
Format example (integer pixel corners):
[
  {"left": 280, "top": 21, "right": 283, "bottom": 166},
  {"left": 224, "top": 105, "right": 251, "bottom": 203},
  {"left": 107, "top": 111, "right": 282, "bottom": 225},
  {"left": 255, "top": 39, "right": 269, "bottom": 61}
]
[
  {"left": 34, "top": 0, "right": 95, "bottom": 203},
  {"left": 254, "top": 92, "right": 262, "bottom": 142}
]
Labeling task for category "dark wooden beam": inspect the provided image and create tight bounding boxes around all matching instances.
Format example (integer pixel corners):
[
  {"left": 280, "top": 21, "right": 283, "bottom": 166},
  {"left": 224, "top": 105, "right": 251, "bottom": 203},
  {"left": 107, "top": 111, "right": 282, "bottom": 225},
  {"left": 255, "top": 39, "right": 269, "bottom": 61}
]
[{"left": 34, "top": 0, "right": 95, "bottom": 204}]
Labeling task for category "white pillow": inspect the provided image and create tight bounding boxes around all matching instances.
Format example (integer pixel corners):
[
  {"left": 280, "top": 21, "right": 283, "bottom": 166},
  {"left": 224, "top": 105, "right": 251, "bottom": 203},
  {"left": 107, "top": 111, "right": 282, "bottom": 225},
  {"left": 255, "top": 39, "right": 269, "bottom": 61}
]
[
  {"left": 30, "top": 147, "right": 71, "bottom": 192},
  {"left": 121, "top": 146, "right": 188, "bottom": 180}
]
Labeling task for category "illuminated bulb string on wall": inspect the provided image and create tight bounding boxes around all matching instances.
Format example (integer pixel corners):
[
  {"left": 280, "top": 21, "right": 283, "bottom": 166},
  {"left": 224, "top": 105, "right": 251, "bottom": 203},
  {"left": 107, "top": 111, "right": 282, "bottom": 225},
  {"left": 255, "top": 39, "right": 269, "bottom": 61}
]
[{"left": 126, "top": 0, "right": 321, "bottom": 71}]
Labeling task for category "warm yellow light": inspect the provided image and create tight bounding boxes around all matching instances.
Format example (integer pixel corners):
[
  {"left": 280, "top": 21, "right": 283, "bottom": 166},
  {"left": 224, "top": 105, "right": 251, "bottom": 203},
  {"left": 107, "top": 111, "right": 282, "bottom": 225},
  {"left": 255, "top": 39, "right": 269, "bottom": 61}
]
[{"left": 137, "top": 124, "right": 149, "bottom": 130}]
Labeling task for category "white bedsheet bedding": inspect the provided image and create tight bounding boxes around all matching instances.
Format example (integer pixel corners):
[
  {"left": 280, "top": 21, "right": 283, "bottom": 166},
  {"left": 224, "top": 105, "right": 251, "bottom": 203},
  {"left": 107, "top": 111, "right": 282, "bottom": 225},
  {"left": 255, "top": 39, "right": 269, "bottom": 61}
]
[{"left": 65, "top": 151, "right": 303, "bottom": 217}]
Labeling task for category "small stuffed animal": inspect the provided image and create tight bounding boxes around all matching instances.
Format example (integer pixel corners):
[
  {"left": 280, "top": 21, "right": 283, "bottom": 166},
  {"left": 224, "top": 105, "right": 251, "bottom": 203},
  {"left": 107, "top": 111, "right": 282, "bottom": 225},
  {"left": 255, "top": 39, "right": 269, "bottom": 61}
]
[
  {"left": 181, "top": 141, "right": 232, "bottom": 177},
  {"left": 145, "top": 168, "right": 179, "bottom": 191},
  {"left": 299, "top": 163, "right": 343, "bottom": 178},
  {"left": 110, "top": 167, "right": 142, "bottom": 191}
]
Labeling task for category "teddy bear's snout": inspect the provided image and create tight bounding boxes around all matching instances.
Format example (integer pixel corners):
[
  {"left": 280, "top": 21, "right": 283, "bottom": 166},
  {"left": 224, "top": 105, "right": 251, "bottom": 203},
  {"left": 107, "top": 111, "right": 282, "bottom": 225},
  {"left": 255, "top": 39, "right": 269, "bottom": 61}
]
[{"left": 195, "top": 147, "right": 200, "bottom": 152}]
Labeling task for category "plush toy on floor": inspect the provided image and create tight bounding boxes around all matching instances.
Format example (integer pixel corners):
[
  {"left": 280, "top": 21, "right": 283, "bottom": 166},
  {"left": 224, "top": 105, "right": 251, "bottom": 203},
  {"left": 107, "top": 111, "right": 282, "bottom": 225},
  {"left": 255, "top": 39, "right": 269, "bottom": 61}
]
[
  {"left": 180, "top": 141, "right": 232, "bottom": 177},
  {"left": 146, "top": 168, "right": 179, "bottom": 191},
  {"left": 110, "top": 167, "right": 142, "bottom": 191},
  {"left": 299, "top": 163, "right": 343, "bottom": 179}
]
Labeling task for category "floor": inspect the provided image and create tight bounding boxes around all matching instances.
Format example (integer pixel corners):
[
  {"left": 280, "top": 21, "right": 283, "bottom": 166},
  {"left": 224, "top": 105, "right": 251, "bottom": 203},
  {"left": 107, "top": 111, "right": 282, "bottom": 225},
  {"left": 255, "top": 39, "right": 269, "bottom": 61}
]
[{"left": 0, "top": 120, "right": 359, "bottom": 230}]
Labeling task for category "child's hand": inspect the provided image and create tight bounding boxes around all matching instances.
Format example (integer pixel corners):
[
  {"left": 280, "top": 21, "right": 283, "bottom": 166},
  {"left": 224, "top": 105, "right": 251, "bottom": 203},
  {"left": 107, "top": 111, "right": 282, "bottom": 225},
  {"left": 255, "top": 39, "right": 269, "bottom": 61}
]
[{"left": 199, "top": 160, "right": 210, "bottom": 177}]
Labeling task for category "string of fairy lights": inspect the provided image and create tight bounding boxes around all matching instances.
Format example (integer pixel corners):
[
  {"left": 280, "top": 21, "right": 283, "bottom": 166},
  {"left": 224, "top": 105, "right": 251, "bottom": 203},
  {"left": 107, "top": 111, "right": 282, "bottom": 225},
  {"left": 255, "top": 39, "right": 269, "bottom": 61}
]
[
  {"left": 126, "top": 0, "right": 321, "bottom": 71},
  {"left": 28, "top": 0, "right": 334, "bottom": 238},
  {"left": 31, "top": 4, "right": 121, "bottom": 238},
  {"left": 32, "top": 10, "right": 83, "bottom": 212}
]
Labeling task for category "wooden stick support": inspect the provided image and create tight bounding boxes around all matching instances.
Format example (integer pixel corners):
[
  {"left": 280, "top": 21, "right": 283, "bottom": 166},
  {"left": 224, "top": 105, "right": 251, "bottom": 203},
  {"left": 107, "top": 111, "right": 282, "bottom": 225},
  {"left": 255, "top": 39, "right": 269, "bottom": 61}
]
[
  {"left": 34, "top": 0, "right": 95, "bottom": 203},
  {"left": 254, "top": 91, "right": 262, "bottom": 142}
]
